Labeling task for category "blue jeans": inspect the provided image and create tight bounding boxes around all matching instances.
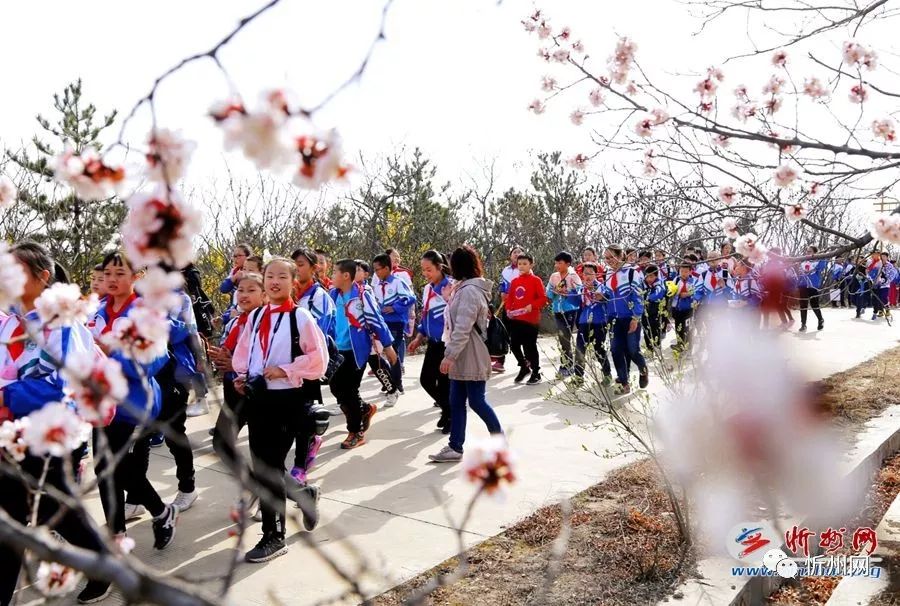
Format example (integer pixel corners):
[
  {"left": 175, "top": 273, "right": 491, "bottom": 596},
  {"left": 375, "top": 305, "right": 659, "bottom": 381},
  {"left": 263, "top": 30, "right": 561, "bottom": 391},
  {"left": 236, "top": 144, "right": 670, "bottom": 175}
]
[
  {"left": 387, "top": 322, "right": 407, "bottom": 367},
  {"left": 448, "top": 380, "right": 502, "bottom": 453},
  {"left": 610, "top": 317, "right": 647, "bottom": 385}
]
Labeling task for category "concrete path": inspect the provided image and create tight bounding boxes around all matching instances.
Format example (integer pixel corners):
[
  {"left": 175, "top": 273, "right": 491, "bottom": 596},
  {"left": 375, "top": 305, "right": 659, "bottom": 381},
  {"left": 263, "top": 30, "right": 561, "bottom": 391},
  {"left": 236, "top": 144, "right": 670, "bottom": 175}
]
[{"left": 15, "top": 308, "right": 900, "bottom": 605}]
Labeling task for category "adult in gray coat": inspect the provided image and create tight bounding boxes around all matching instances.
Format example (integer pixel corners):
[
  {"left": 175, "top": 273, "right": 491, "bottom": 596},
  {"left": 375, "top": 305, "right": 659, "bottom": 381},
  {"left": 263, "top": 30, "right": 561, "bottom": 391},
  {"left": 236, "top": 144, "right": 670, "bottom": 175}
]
[{"left": 429, "top": 245, "right": 504, "bottom": 463}]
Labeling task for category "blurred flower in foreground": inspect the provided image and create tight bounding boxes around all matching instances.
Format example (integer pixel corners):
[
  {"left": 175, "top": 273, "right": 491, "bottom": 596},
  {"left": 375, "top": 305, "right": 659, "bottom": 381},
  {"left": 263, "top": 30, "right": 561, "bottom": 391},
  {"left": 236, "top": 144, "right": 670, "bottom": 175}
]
[
  {"left": 0, "top": 242, "right": 26, "bottom": 312},
  {"left": 34, "top": 283, "right": 99, "bottom": 329},
  {"left": 655, "top": 311, "right": 860, "bottom": 552},
  {"left": 462, "top": 435, "right": 517, "bottom": 500},
  {"left": 22, "top": 402, "right": 90, "bottom": 457},
  {"left": 34, "top": 561, "right": 80, "bottom": 597}
]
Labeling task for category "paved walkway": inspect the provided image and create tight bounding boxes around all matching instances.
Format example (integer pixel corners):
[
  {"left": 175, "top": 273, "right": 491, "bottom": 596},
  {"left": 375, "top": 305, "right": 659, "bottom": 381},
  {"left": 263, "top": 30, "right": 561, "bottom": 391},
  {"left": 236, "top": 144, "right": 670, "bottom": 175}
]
[{"left": 15, "top": 309, "right": 900, "bottom": 605}]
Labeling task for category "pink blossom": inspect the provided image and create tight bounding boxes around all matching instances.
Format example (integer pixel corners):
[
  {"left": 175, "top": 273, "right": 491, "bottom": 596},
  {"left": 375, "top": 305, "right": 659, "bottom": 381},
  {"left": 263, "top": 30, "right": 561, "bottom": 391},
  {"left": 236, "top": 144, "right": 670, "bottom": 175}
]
[
  {"left": 734, "top": 232, "right": 760, "bottom": 257},
  {"left": 872, "top": 118, "right": 896, "bottom": 142},
  {"left": 768, "top": 131, "right": 796, "bottom": 154},
  {"left": 558, "top": 26, "right": 571, "bottom": 40},
  {"left": 293, "top": 130, "right": 351, "bottom": 190},
  {"left": 803, "top": 77, "right": 829, "bottom": 99},
  {"left": 712, "top": 134, "right": 731, "bottom": 148},
  {"left": 541, "top": 75, "right": 557, "bottom": 91},
  {"left": 731, "top": 103, "right": 757, "bottom": 122},
  {"left": 808, "top": 182, "right": 824, "bottom": 198},
  {"left": 34, "top": 283, "right": 99, "bottom": 329},
  {"left": 135, "top": 266, "right": 184, "bottom": 312},
  {"left": 695, "top": 77, "right": 719, "bottom": 98},
  {"left": 537, "top": 47, "right": 551, "bottom": 61},
  {"left": 0, "top": 242, "right": 26, "bottom": 312},
  {"left": 22, "top": 402, "right": 90, "bottom": 458},
  {"left": 62, "top": 357, "right": 127, "bottom": 426},
  {"left": 589, "top": 88, "right": 605, "bottom": 107},
  {"left": 101, "top": 305, "right": 171, "bottom": 364},
  {"left": 209, "top": 100, "right": 246, "bottom": 122},
  {"left": 650, "top": 108, "right": 669, "bottom": 125},
  {"left": 634, "top": 117, "right": 654, "bottom": 138},
  {"left": 34, "top": 561, "right": 80, "bottom": 597},
  {"left": 773, "top": 164, "right": 799, "bottom": 188},
  {"left": 567, "top": 154, "right": 589, "bottom": 170},
  {"left": 718, "top": 185, "right": 736, "bottom": 205},
  {"left": 843, "top": 41, "right": 877, "bottom": 70},
  {"left": 121, "top": 188, "right": 202, "bottom": 269},
  {"left": 608, "top": 37, "right": 637, "bottom": 84},
  {"left": 537, "top": 21, "right": 552, "bottom": 39},
  {"left": 462, "top": 435, "right": 517, "bottom": 500},
  {"left": 849, "top": 83, "right": 868, "bottom": 104},
  {"left": 762, "top": 74, "right": 785, "bottom": 95},
  {"left": 0, "top": 175, "right": 16, "bottom": 211},
  {"left": 869, "top": 212, "right": 900, "bottom": 244},
  {"left": 626, "top": 81, "right": 639, "bottom": 96},
  {"left": 708, "top": 66, "right": 725, "bottom": 82},
  {"left": 528, "top": 99, "right": 546, "bottom": 115},
  {"left": 569, "top": 108, "right": 586, "bottom": 126},
  {"left": 771, "top": 50, "right": 788, "bottom": 67},
  {"left": 784, "top": 202, "right": 808, "bottom": 224},
  {"left": 699, "top": 101, "right": 713, "bottom": 114},
  {"left": 747, "top": 244, "right": 769, "bottom": 264},
  {"left": 733, "top": 84, "right": 748, "bottom": 99},
  {"left": 521, "top": 19, "right": 537, "bottom": 32},
  {"left": 220, "top": 110, "right": 293, "bottom": 171},
  {"left": 145, "top": 128, "right": 195, "bottom": 185},
  {"left": 551, "top": 48, "right": 570, "bottom": 63},
  {"left": 53, "top": 147, "right": 125, "bottom": 202},
  {"left": 722, "top": 217, "right": 740, "bottom": 239},
  {"left": 0, "top": 419, "right": 28, "bottom": 462},
  {"left": 764, "top": 96, "right": 783, "bottom": 114},
  {"left": 572, "top": 40, "right": 585, "bottom": 54}
]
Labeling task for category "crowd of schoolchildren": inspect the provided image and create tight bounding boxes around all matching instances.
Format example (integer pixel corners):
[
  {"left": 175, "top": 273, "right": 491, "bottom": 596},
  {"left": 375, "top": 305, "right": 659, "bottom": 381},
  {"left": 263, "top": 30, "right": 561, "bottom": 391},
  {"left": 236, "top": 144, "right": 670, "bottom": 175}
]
[{"left": 0, "top": 238, "right": 896, "bottom": 604}]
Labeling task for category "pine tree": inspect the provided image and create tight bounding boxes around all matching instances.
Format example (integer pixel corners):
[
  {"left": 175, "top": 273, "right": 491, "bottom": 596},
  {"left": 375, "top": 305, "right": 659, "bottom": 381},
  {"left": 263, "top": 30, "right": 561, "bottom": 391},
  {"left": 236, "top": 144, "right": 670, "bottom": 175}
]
[{"left": 6, "top": 80, "right": 122, "bottom": 287}]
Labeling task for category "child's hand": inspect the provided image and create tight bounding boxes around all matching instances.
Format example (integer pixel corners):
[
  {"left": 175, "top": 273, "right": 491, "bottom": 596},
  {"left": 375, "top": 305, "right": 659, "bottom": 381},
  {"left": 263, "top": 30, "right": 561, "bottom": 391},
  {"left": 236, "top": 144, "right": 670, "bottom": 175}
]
[
  {"left": 263, "top": 367, "right": 287, "bottom": 380},
  {"left": 383, "top": 306, "right": 395, "bottom": 314}
]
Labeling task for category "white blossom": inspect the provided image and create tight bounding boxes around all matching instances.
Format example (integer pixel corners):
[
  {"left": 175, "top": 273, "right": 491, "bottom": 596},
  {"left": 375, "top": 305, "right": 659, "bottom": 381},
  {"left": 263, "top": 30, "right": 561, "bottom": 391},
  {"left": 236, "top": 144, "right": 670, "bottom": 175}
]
[
  {"left": 843, "top": 41, "right": 877, "bottom": 70},
  {"left": 528, "top": 99, "right": 546, "bottom": 115},
  {"left": 53, "top": 147, "right": 125, "bottom": 202},
  {"left": 0, "top": 242, "right": 26, "bottom": 312},
  {"left": 569, "top": 108, "right": 586, "bottom": 126},
  {"left": 870, "top": 212, "right": 900, "bottom": 244},
  {"left": 773, "top": 164, "right": 799, "bottom": 188},
  {"left": 135, "top": 266, "right": 184, "bottom": 313},
  {"left": 145, "top": 128, "right": 195, "bottom": 185},
  {"left": 551, "top": 48, "right": 570, "bottom": 63},
  {"left": 0, "top": 418, "right": 28, "bottom": 462},
  {"left": 784, "top": 202, "right": 809, "bottom": 224},
  {"left": 722, "top": 217, "right": 740, "bottom": 239},
  {"left": 292, "top": 130, "right": 351, "bottom": 190},
  {"left": 717, "top": 185, "right": 736, "bottom": 205},
  {"left": 771, "top": 50, "right": 788, "bottom": 67},
  {"left": 803, "top": 77, "right": 829, "bottom": 99},
  {"left": 34, "top": 562, "right": 81, "bottom": 597},
  {"left": 849, "top": 84, "right": 868, "bottom": 104},
  {"left": 62, "top": 356, "right": 128, "bottom": 426},
  {"left": 121, "top": 188, "right": 202, "bottom": 269},
  {"left": 100, "top": 305, "right": 170, "bottom": 364},
  {"left": 22, "top": 402, "right": 90, "bottom": 458},
  {"left": 872, "top": 118, "right": 896, "bottom": 142},
  {"left": 762, "top": 74, "right": 785, "bottom": 95},
  {"left": 0, "top": 175, "right": 16, "bottom": 210},
  {"left": 34, "top": 283, "right": 99, "bottom": 329},
  {"left": 567, "top": 154, "right": 589, "bottom": 170},
  {"left": 588, "top": 88, "right": 605, "bottom": 107},
  {"left": 541, "top": 75, "right": 557, "bottom": 91}
]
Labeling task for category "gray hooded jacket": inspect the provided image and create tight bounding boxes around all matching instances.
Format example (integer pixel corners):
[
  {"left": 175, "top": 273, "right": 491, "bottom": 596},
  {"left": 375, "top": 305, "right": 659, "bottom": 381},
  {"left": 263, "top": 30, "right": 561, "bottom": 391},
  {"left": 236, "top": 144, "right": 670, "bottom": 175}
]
[{"left": 443, "top": 277, "right": 493, "bottom": 382}]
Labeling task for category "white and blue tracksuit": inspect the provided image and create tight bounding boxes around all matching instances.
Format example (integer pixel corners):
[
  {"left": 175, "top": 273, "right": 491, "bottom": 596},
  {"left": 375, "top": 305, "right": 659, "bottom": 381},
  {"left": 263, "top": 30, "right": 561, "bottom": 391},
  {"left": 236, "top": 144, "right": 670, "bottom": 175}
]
[
  {"left": 575, "top": 280, "right": 612, "bottom": 378},
  {"left": 417, "top": 276, "right": 453, "bottom": 417},
  {"left": 296, "top": 281, "right": 336, "bottom": 337},
  {"left": 373, "top": 274, "right": 416, "bottom": 368},
  {"left": 605, "top": 265, "right": 647, "bottom": 385}
]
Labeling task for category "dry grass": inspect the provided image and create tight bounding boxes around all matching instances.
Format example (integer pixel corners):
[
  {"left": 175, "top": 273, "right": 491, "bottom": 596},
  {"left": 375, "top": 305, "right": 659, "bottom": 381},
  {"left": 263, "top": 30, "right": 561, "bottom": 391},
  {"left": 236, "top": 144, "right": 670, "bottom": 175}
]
[{"left": 816, "top": 346, "right": 900, "bottom": 426}]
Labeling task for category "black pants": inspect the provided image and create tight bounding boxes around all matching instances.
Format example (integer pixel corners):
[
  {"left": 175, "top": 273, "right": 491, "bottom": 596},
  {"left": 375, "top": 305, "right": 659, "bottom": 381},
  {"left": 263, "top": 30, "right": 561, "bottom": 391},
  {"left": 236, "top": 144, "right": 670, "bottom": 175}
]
[
  {"left": 367, "top": 352, "right": 401, "bottom": 394},
  {"left": 94, "top": 421, "right": 166, "bottom": 534},
  {"left": 330, "top": 352, "right": 369, "bottom": 433},
  {"left": 247, "top": 388, "right": 310, "bottom": 538},
  {"left": 642, "top": 308, "right": 663, "bottom": 351},
  {"left": 799, "top": 286, "right": 823, "bottom": 326},
  {"left": 212, "top": 375, "right": 250, "bottom": 470},
  {"left": 150, "top": 373, "right": 194, "bottom": 494},
  {"left": 508, "top": 320, "right": 540, "bottom": 373},
  {"left": 554, "top": 311, "right": 578, "bottom": 370},
  {"left": 671, "top": 307, "right": 693, "bottom": 347},
  {"left": 420, "top": 340, "right": 451, "bottom": 418},
  {"left": 575, "top": 322, "right": 611, "bottom": 377},
  {"left": 0, "top": 451, "right": 106, "bottom": 606}
]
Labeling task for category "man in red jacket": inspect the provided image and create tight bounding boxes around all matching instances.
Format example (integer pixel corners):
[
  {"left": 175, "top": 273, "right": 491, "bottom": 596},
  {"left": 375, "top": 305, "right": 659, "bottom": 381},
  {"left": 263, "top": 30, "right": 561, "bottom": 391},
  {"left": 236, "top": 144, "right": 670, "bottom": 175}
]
[{"left": 505, "top": 253, "right": 548, "bottom": 385}]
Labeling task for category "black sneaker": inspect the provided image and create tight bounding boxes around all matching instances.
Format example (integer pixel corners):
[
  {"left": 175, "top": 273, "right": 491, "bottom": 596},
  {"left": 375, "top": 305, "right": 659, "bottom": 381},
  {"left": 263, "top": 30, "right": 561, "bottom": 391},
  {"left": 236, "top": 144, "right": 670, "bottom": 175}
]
[
  {"left": 296, "top": 484, "right": 320, "bottom": 531},
  {"left": 77, "top": 580, "right": 112, "bottom": 604},
  {"left": 514, "top": 366, "right": 531, "bottom": 383},
  {"left": 152, "top": 504, "right": 179, "bottom": 550},
  {"left": 798, "top": 324, "right": 807, "bottom": 332},
  {"left": 817, "top": 320, "right": 824, "bottom": 331},
  {"left": 245, "top": 532, "right": 287, "bottom": 563},
  {"left": 526, "top": 373, "right": 542, "bottom": 385},
  {"left": 639, "top": 368, "right": 649, "bottom": 389}
]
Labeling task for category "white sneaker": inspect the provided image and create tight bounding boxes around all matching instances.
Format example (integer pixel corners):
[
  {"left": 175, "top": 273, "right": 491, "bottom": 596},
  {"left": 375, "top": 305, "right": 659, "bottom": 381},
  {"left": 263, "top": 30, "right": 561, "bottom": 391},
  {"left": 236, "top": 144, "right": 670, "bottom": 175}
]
[
  {"left": 171, "top": 490, "right": 198, "bottom": 512},
  {"left": 123, "top": 503, "right": 146, "bottom": 520},
  {"left": 186, "top": 398, "right": 209, "bottom": 417},
  {"left": 428, "top": 445, "right": 462, "bottom": 463},
  {"left": 384, "top": 391, "right": 400, "bottom": 408}
]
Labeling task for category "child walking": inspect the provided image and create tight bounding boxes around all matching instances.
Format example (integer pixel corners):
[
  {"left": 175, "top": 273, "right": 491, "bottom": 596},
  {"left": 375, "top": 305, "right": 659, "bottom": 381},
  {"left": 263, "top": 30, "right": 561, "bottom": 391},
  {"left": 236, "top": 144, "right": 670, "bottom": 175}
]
[
  {"left": 573, "top": 262, "right": 613, "bottom": 385},
  {"left": 546, "top": 251, "right": 583, "bottom": 378},
  {"left": 372, "top": 253, "right": 415, "bottom": 406},
  {"left": 504, "top": 253, "right": 547, "bottom": 385}
]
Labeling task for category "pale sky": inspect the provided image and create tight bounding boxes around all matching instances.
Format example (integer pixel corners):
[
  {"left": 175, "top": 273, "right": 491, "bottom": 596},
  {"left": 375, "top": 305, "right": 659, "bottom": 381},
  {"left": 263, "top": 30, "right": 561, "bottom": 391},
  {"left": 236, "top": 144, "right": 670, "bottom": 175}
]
[{"left": 0, "top": 0, "right": 887, "bottom": 197}]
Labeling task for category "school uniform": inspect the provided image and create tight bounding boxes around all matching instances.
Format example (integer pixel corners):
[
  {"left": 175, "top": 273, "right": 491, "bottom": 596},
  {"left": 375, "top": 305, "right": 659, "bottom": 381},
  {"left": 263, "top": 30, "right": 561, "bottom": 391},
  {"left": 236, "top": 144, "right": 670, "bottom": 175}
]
[
  {"left": 669, "top": 276, "right": 699, "bottom": 348},
  {"left": 372, "top": 266, "right": 415, "bottom": 336},
  {"left": 0, "top": 311, "right": 106, "bottom": 603},
  {"left": 574, "top": 279, "right": 612, "bottom": 378},
  {"left": 729, "top": 275, "right": 763, "bottom": 307},
  {"left": 373, "top": 273, "right": 416, "bottom": 377},
  {"left": 231, "top": 301, "right": 327, "bottom": 539},
  {"left": 642, "top": 280, "right": 667, "bottom": 351},
  {"left": 605, "top": 264, "right": 648, "bottom": 385},
  {"left": 796, "top": 260, "right": 827, "bottom": 328},
  {"left": 418, "top": 276, "right": 453, "bottom": 422},
  {"left": 88, "top": 294, "right": 171, "bottom": 534},
  {"left": 211, "top": 309, "right": 253, "bottom": 469},
  {"left": 495, "top": 264, "right": 521, "bottom": 368},
  {"left": 329, "top": 284, "right": 395, "bottom": 433},
  {"left": 505, "top": 272, "right": 548, "bottom": 376},
  {"left": 546, "top": 267, "right": 583, "bottom": 372}
]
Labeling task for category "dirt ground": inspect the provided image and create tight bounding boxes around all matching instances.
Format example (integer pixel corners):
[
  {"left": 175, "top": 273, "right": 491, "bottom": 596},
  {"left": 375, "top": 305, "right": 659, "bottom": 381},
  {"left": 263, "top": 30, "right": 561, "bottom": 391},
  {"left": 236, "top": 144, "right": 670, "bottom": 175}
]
[{"left": 374, "top": 346, "right": 900, "bottom": 606}]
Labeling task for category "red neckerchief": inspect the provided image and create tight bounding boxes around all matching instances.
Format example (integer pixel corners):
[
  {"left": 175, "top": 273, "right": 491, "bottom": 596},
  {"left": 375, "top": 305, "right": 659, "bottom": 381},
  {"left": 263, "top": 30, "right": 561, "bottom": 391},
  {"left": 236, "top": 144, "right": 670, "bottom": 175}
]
[
  {"left": 294, "top": 280, "right": 317, "bottom": 303},
  {"left": 102, "top": 293, "right": 138, "bottom": 334},
  {"left": 258, "top": 299, "right": 296, "bottom": 358},
  {"left": 868, "top": 260, "right": 880, "bottom": 272},
  {"left": 223, "top": 311, "right": 249, "bottom": 352},
  {"left": 422, "top": 280, "right": 443, "bottom": 316},
  {"left": 8, "top": 319, "right": 25, "bottom": 361}
]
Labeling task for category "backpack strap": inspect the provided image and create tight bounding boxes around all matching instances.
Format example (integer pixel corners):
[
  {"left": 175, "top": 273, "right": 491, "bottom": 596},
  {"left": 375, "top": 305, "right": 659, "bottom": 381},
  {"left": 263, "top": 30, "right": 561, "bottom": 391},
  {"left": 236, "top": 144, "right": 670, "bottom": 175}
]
[{"left": 289, "top": 307, "right": 303, "bottom": 361}]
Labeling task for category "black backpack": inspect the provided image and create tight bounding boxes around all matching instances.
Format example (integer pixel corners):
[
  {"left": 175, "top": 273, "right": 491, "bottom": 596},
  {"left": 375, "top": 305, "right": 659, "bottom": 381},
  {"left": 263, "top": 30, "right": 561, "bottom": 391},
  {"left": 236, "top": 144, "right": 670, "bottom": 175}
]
[
  {"left": 287, "top": 308, "right": 343, "bottom": 385},
  {"left": 472, "top": 294, "right": 509, "bottom": 357},
  {"left": 182, "top": 265, "right": 215, "bottom": 338}
]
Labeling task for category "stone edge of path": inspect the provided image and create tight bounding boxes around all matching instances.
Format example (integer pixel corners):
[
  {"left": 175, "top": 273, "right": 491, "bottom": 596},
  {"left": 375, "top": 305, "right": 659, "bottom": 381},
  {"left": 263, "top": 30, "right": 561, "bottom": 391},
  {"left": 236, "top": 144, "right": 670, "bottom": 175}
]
[{"left": 658, "top": 404, "right": 900, "bottom": 606}]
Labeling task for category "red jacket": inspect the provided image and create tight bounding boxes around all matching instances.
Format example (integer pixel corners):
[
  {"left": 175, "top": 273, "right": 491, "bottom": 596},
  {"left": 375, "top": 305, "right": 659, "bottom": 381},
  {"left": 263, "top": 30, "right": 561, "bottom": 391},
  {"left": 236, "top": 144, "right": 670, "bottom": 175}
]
[{"left": 505, "top": 273, "right": 547, "bottom": 325}]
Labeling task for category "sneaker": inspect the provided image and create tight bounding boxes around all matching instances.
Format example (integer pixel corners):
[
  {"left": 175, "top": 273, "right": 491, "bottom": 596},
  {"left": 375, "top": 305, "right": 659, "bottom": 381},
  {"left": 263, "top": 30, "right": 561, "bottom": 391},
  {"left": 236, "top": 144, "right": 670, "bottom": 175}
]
[
  {"left": 77, "top": 580, "right": 112, "bottom": 604},
  {"left": 798, "top": 325, "right": 807, "bottom": 332},
  {"left": 514, "top": 367, "right": 531, "bottom": 383},
  {"left": 290, "top": 466, "right": 308, "bottom": 486},
  {"left": 244, "top": 532, "right": 287, "bottom": 563},
  {"left": 639, "top": 368, "right": 649, "bottom": 389},
  {"left": 152, "top": 504, "right": 179, "bottom": 550},
  {"left": 171, "top": 490, "right": 197, "bottom": 512},
  {"left": 428, "top": 445, "right": 463, "bottom": 463},
  {"left": 817, "top": 320, "right": 825, "bottom": 331},
  {"left": 601, "top": 374, "right": 613, "bottom": 387},
  {"left": 295, "top": 484, "right": 320, "bottom": 531},
  {"left": 558, "top": 367, "right": 572, "bottom": 379},
  {"left": 491, "top": 361, "right": 505, "bottom": 373},
  {"left": 526, "top": 373, "right": 542, "bottom": 385},
  {"left": 872, "top": 313, "right": 878, "bottom": 321},
  {"left": 384, "top": 391, "right": 400, "bottom": 408},
  {"left": 614, "top": 384, "right": 631, "bottom": 395},
  {"left": 123, "top": 503, "right": 146, "bottom": 521},
  {"left": 436, "top": 414, "right": 449, "bottom": 429},
  {"left": 185, "top": 398, "right": 209, "bottom": 417},
  {"left": 149, "top": 432, "right": 165, "bottom": 448},
  {"left": 340, "top": 432, "right": 367, "bottom": 450},
  {"left": 361, "top": 403, "right": 377, "bottom": 432}
]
